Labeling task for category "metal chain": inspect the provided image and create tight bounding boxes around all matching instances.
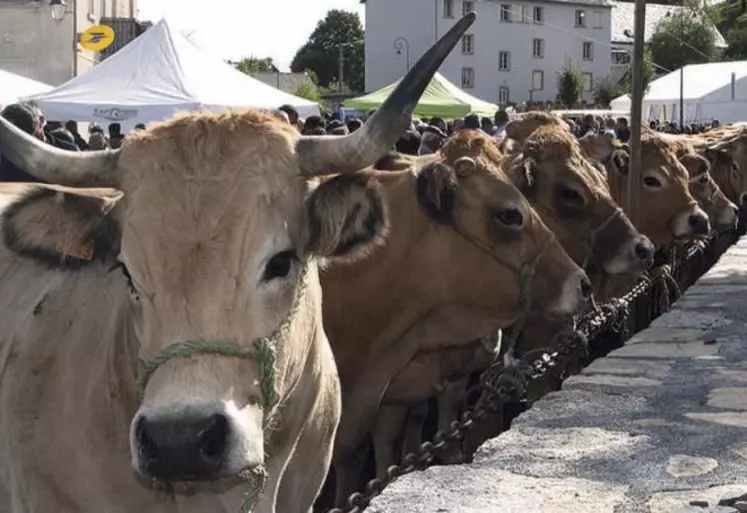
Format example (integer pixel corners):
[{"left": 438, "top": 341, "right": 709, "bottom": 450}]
[{"left": 326, "top": 227, "right": 737, "bottom": 513}]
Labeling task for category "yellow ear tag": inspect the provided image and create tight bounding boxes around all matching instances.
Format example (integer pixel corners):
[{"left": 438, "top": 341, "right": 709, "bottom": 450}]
[{"left": 56, "top": 235, "right": 95, "bottom": 261}]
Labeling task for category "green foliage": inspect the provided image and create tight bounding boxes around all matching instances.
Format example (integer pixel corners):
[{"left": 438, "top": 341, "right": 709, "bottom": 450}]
[
  {"left": 290, "top": 9, "right": 365, "bottom": 93},
  {"left": 556, "top": 65, "right": 583, "bottom": 108},
  {"left": 649, "top": 8, "right": 718, "bottom": 71},
  {"left": 233, "top": 56, "right": 277, "bottom": 75},
  {"left": 593, "top": 76, "right": 625, "bottom": 107},
  {"left": 711, "top": 0, "right": 747, "bottom": 60},
  {"left": 292, "top": 81, "right": 322, "bottom": 103},
  {"left": 594, "top": 49, "right": 655, "bottom": 107}
]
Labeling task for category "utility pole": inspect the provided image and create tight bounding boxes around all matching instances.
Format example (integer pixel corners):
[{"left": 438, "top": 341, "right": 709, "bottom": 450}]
[
  {"left": 627, "top": 0, "right": 647, "bottom": 226},
  {"left": 338, "top": 46, "right": 344, "bottom": 93},
  {"left": 679, "top": 17, "right": 685, "bottom": 129}
]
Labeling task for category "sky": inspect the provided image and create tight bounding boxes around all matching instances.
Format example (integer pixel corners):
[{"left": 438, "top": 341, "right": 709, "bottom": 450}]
[{"left": 138, "top": 0, "right": 365, "bottom": 72}]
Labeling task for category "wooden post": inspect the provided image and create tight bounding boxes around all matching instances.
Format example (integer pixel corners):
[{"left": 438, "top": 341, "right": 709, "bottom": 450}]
[{"left": 627, "top": 0, "right": 647, "bottom": 226}]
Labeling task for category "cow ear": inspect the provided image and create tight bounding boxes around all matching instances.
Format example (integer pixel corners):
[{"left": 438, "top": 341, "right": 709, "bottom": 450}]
[
  {"left": 612, "top": 150, "right": 629, "bottom": 176},
  {"left": 1, "top": 184, "right": 123, "bottom": 269},
  {"left": 415, "top": 162, "right": 459, "bottom": 223},
  {"left": 304, "top": 174, "right": 389, "bottom": 262},
  {"left": 515, "top": 158, "right": 537, "bottom": 197}
]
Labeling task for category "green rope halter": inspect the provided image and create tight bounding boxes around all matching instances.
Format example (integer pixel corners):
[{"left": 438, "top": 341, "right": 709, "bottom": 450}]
[{"left": 135, "top": 261, "right": 310, "bottom": 512}]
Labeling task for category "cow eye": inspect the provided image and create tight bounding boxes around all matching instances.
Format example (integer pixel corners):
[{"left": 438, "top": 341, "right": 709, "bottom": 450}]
[
  {"left": 643, "top": 176, "right": 662, "bottom": 188},
  {"left": 263, "top": 250, "right": 296, "bottom": 281},
  {"left": 495, "top": 207, "right": 524, "bottom": 227},
  {"left": 558, "top": 185, "right": 584, "bottom": 206}
]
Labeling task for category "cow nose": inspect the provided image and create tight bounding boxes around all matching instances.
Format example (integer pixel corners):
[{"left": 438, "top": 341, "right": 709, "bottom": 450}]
[
  {"left": 634, "top": 238, "right": 655, "bottom": 268},
  {"left": 135, "top": 412, "right": 230, "bottom": 481},
  {"left": 580, "top": 273, "right": 592, "bottom": 299},
  {"left": 688, "top": 212, "right": 710, "bottom": 235}
]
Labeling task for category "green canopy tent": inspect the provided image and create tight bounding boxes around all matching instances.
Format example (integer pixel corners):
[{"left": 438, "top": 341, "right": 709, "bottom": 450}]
[{"left": 345, "top": 72, "right": 498, "bottom": 118}]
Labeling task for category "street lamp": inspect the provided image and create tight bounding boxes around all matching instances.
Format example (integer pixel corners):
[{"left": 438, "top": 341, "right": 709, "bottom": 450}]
[
  {"left": 666, "top": 9, "right": 697, "bottom": 129},
  {"left": 49, "top": 0, "right": 77, "bottom": 78},
  {"left": 49, "top": 0, "right": 66, "bottom": 23},
  {"left": 393, "top": 37, "right": 411, "bottom": 71}
]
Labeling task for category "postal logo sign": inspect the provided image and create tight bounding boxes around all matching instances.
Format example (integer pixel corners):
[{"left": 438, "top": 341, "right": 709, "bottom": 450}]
[{"left": 79, "top": 25, "right": 115, "bottom": 52}]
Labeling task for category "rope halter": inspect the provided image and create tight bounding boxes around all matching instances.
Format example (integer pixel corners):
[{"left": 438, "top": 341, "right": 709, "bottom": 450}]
[{"left": 134, "top": 261, "right": 310, "bottom": 512}]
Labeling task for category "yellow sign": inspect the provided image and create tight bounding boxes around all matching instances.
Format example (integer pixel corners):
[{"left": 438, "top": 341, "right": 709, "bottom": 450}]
[{"left": 79, "top": 25, "right": 115, "bottom": 52}]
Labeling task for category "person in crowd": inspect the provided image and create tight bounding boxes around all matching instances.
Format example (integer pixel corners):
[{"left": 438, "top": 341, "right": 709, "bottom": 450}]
[
  {"left": 273, "top": 110, "right": 291, "bottom": 124},
  {"left": 494, "top": 109, "right": 510, "bottom": 141},
  {"left": 302, "top": 115, "right": 326, "bottom": 135},
  {"left": 0, "top": 103, "right": 45, "bottom": 182},
  {"left": 108, "top": 123, "right": 125, "bottom": 149},
  {"left": 65, "top": 120, "right": 89, "bottom": 150},
  {"left": 49, "top": 128, "right": 80, "bottom": 151},
  {"left": 462, "top": 114, "right": 489, "bottom": 135},
  {"left": 602, "top": 117, "right": 617, "bottom": 138},
  {"left": 579, "top": 114, "right": 596, "bottom": 137},
  {"left": 346, "top": 117, "right": 363, "bottom": 133},
  {"left": 616, "top": 117, "right": 630, "bottom": 142},
  {"left": 481, "top": 116, "right": 495, "bottom": 135},
  {"left": 278, "top": 104, "right": 300, "bottom": 127},
  {"left": 88, "top": 131, "right": 110, "bottom": 150},
  {"left": 309, "top": 126, "right": 327, "bottom": 135},
  {"left": 430, "top": 116, "right": 448, "bottom": 134},
  {"left": 134, "top": 123, "right": 146, "bottom": 131}
]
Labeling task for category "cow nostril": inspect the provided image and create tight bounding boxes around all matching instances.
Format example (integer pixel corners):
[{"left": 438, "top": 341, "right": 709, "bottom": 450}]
[
  {"left": 135, "top": 416, "right": 159, "bottom": 462},
  {"left": 198, "top": 414, "right": 229, "bottom": 460},
  {"left": 634, "top": 241, "right": 653, "bottom": 262},
  {"left": 580, "top": 274, "right": 592, "bottom": 299},
  {"left": 688, "top": 213, "right": 709, "bottom": 234}
]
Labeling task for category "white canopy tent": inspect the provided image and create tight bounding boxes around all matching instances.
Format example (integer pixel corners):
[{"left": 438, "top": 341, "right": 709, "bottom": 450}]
[
  {"left": 25, "top": 18, "right": 319, "bottom": 129},
  {"left": 610, "top": 94, "right": 631, "bottom": 112},
  {"left": 0, "top": 69, "right": 52, "bottom": 109},
  {"left": 642, "top": 60, "right": 747, "bottom": 124}
]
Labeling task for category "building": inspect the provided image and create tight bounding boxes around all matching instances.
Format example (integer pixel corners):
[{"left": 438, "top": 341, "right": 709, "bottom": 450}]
[
  {"left": 610, "top": 2, "right": 727, "bottom": 77},
  {"left": 251, "top": 71, "right": 317, "bottom": 95},
  {"left": 0, "top": 0, "right": 139, "bottom": 86},
  {"left": 363, "top": 0, "right": 614, "bottom": 105}
]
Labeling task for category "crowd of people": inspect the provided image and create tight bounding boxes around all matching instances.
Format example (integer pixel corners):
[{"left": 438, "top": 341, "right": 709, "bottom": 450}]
[{"left": 0, "top": 99, "right": 728, "bottom": 182}]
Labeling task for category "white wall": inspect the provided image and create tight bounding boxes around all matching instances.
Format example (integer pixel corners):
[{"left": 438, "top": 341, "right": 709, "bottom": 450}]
[{"left": 365, "top": 0, "right": 612, "bottom": 105}]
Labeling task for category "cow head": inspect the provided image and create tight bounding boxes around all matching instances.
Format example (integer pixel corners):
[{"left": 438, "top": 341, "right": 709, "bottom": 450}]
[
  {"left": 510, "top": 126, "right": 653, "bottom": 275},
  {"left": 704, "top": 132, "right": 747, "bottom": 209},
  {"left": 504, "top": 111, "right": 569, "bottom": 145},
  {"left": 0, "top": 12, "right": 477, "bottom": 485},
  {"left": 580, "top": 133, "right": 710, "bottom": 248},
  {"left": 679, "top": 152, "right": 738, "bottom": 230},
  {"left": 420, "top": 133, "right": 590, "bottom": 318}
]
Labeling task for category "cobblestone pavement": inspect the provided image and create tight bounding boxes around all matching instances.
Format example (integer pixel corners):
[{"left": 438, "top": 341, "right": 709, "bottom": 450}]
[{"left": 368, "top": 236, "right": 747, "bottom": 513}]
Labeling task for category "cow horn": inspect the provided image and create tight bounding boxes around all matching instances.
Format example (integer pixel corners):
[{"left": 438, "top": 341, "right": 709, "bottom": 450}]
[
  {"left": 297, "top": 12, "right": 477, "bottom": 176},
  {"left": 0, "top": 115, "right": 120, "bottom": 187}
]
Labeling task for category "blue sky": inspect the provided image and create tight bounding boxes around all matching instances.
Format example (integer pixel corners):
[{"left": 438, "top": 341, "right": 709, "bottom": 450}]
[{"left": 138, "top": 0, "right": 366, "bottom": 71}]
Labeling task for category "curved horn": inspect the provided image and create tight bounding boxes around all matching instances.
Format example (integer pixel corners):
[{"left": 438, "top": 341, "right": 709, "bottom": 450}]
[
  {"left": 297, "top": 12, "right": 477, "bottom": 176},
  {"left": 0, "top": 115, "right": 120, "bottom": 187}
]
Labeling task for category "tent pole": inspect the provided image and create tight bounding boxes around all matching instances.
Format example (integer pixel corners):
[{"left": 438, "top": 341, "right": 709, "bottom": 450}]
[{"left": 627, "top": 0, "right": 646, "bottom": 226}]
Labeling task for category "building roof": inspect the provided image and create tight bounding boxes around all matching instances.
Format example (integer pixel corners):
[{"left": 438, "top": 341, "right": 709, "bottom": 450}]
[
  {"left": 359, "top": 0, "right": 614, "bottom": 6},
  {"left": 251, "top": 72, "right": 314, "bottom": 94},
  {"left": 611, "top": 2, "right": 727, "bottom": 47}
]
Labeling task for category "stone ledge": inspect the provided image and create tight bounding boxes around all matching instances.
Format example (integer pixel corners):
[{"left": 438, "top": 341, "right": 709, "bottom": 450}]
[{"left": 368, "top": 234, "right": 747, "bottom": 512}]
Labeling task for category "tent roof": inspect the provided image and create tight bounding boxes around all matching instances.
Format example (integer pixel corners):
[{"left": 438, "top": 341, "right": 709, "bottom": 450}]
[
  {"left": 644, "top": 60, "right": 747, "bottom": 102},
  {"left": 345, "top": 72, "right": 498, "bottom": 118},
  {"left": 26, "top": 18, "right": 319, "bottom": 123},
  {"left": 0, "top": 69, "right": 52, "bottom": 109}
]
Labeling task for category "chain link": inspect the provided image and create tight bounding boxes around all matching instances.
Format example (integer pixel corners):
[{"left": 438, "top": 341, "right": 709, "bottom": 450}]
[{"left": 326, "top": 228, "right": 738, "bottom": 513}]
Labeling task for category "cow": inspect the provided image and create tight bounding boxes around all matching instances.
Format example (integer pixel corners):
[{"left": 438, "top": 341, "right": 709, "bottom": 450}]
[
  {"left": 321, "top": 138, "right": 591, "bottom": 506},
  {"left": 0, "top": 14, "right": 478, "bottom": 513}
]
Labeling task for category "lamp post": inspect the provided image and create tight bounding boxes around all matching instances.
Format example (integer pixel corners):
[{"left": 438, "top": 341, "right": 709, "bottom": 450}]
[
  {"left": 393, "top": 37, "right": 411, "bottom": 71},
  {"left": 666, "top": 9, "right": 696, "bottom": 129},
  {"left": 49, "top": 0, "right": 78, "bottom": 78}
]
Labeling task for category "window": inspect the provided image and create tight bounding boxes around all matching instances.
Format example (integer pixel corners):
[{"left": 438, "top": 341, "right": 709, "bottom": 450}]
[
  {"left": 575, "top": 9, "right": 586, "bottom": 27},
  {"left": 582, "top": 72, "right": 593, "bottom": 92},
  {"left": 532, "top": 70, "right": 544, "bottom": 91},
  {"left": 500, "top": 4, "right": 512, "bottom": 22},
  {"left": 532, "top": 38, "right": 544, "bottom": 58},
  {"left": 463, "top": 0, "right": 475, "bottom": 16},
  {"left": 498, "top": 51, "right": 511, "bottom": 71},
  {"left": 583, "top": 41, "right": 593, "bottom": 61},
  {"left": 443, "top": 0, "right": 454, "bottom": 18},
  {"left": 612, "top": 50, "right": 631, "bottom": 65},
  {"left": 591, "top": 10, "right": 602, "bottom": 28},
  {"left": 533, "top": 6, "right": 543, "bottom": 24},
  {"left": 499, "top": 86, "right": 510, "bottom": 104},
  {"left": 520, "top": 6, "right": 529, "bottom": 22},
  {"left": 462, "top": 34, "right": 474, "bottom": 54},
  {"left": 461, "top": 67, "right": 475, "bottom": 88}
]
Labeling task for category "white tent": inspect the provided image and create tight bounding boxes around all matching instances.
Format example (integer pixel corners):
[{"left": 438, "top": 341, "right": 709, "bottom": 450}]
[
  {"left": 610, "top": 94, "right": 631, "bottom": 112},
  {"left": 642, "top": 60, "right": 747, "bottom": 124},
  {"left": 0, "top": 69, "right": 52, "bottom": 109},
  {"left": 25, "top": 18, "right": 319, "bottom": 127}
]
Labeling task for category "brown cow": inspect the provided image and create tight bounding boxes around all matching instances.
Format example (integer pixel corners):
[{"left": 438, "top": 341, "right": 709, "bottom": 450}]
[
  {"left": 323, "top": 149, "right": 590, "bottom": 506},
  {"left": 0, "top": 14, "right": 478, "bottom": 513}
]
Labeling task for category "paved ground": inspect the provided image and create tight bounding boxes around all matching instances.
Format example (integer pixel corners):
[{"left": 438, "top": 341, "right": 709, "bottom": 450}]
[{"left": 368, "top": 235, "right": 747, "bottom": 513}]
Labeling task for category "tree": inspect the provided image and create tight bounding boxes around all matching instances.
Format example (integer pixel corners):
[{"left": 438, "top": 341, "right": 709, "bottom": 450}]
[
  {"left": 593, "top": 76, "right": 625, "bottom": 107},
  {"left": 290, "top": 9, "right": 365, "bottom": 93},
  {"left": 594, "top": 49, "right": 655, "bottom": 107},
  {"left": 556, "top": 64, "right": 583, "bottom": 108},
  {"left": 292, "top": 81, "right": 322, "bottom": 103},
  {"left": 233, "top": 56, "right": 278, "bottom": 75},
  {"left": 648, "top": 6, "right": 718, "bottom": 72},
  {"left": 711, "top": 0, "right": 747, "bottom": 60}
]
